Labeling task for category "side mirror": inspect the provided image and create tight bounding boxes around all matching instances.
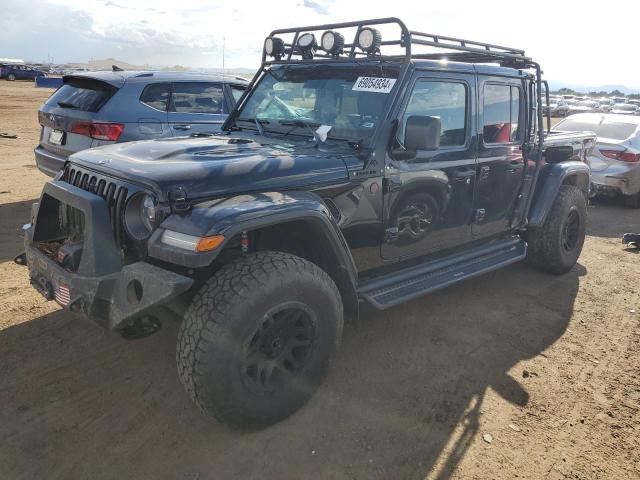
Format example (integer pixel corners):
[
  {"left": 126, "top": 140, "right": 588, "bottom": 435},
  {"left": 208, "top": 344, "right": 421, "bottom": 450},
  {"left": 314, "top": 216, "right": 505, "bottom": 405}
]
[
  {"left": 404, "top": 115, "right": 441, "bottom": 151},
  {"left": 545, "top": 145, "right": 574, "bottom": 163}
]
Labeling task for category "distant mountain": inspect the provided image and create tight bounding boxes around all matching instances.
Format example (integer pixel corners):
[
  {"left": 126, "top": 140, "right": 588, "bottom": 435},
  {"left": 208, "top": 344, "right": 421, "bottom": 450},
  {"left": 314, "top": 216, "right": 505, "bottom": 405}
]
[{"left": 548, "top": 80, "right": 640, "bottom": 95}]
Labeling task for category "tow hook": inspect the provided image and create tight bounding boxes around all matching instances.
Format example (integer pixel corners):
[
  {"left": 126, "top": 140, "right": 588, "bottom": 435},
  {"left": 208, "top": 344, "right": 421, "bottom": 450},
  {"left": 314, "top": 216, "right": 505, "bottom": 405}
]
[
  {"left": 14, "top": 252, "right": 27, "bottom": 266},
  {"left": 119, "top": 315, "right": 162, "bottom": 340}
]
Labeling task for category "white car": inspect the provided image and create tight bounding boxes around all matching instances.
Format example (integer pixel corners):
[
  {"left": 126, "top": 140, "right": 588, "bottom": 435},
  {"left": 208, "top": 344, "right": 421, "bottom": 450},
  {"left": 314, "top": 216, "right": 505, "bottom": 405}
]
[
  {"left": 553, "top": 113, "right": 640, "bottom": 207},
  {"left": 610, "top": 104, "right": 639, "bottom": 115}
]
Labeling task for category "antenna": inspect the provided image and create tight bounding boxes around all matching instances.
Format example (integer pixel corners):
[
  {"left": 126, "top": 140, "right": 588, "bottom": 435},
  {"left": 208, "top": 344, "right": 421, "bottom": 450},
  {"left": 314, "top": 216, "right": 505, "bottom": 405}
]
[{"left": 222, "top": 37, "right": 226, "bottom": 77}]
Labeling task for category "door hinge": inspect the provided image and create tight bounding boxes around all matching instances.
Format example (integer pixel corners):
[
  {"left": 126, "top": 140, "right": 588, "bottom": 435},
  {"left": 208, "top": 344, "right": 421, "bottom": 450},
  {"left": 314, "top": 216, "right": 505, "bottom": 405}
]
[
  {"left": 474, "top": 208, "right": 486, "bottom": 224},
  {"left": 383, "top": 177, "right": 402, "bottom": 193}
]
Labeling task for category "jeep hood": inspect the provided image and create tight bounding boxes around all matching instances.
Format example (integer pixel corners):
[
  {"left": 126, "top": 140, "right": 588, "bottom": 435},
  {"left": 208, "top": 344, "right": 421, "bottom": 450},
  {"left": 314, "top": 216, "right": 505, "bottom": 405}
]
[{"left": 69, "top": 135, "right": 353, "bottom": 202}]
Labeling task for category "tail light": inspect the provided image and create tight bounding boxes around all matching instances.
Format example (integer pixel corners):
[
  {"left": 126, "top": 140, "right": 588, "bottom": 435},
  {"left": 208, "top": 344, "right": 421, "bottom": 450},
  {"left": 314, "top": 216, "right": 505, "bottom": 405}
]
[
  {"left": 600, "top": 149, "right": 640, "bottom": 163},
  {"left": 70, "top": 121, "right": 124, "bottom": 141}
]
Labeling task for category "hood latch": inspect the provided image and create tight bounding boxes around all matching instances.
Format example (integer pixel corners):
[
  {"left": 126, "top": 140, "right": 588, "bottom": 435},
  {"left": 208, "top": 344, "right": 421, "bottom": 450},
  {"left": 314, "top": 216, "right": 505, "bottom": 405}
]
[{"left": 168, "top": 185, "right": 191, "bottom": 213}]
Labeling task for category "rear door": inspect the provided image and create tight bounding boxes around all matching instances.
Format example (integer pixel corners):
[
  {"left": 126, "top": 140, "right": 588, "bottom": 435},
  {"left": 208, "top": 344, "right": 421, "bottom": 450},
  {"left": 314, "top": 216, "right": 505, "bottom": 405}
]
[
  {"left": 134, "top": 82, "right": 171, "bottom": 140},
  {"left": 168, "top": 82, "right": 227, "bottom": 135},
  {"left": 472, "top": 77, "right": 526, "bottom": 238}
]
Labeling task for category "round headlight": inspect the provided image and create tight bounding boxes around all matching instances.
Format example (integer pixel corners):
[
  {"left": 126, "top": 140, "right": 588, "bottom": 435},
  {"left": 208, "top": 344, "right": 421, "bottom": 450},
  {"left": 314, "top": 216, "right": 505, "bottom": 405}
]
[
  {"left": 124, "top": 193, "right": 159, "bottom": 240},
  {"left": 321, "top": 31, "right": 344, "bottom": 55},
  {"left": 357, "top": 27, "right": 382, "bottom": 54},
  {"left": 141, "top": 194, "right": 158, "bottom": 231}
]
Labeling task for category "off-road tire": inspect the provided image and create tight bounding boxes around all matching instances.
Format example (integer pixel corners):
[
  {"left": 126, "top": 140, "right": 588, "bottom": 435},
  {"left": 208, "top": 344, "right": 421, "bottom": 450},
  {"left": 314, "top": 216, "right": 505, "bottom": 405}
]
[
  {"left": 526, "top": 185, "right": 586, "bottom": 275},
  {"left": 623, "top": 192, "right": 640, "bottom": 209},
  {"left": 176, "top": 251, "right": 343, "bottom": 429}
]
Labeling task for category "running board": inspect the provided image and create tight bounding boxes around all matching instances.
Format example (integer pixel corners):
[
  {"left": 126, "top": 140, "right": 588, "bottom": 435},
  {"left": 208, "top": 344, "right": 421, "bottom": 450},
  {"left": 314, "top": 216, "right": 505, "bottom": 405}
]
[{"left": 358, "top": 238, "right": 527, "bottom": 309}]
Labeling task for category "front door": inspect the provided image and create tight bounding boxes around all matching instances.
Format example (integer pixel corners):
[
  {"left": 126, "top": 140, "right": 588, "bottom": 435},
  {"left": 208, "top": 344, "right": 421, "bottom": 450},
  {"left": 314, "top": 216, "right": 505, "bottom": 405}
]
[
  {"left": 168, "top": 82, "right": 228, "bottom": 135},
  {"left": 472, "top": 77, "right": 526, "bottom": 238},
  {"left": 382, "top": 72, "right": 477, "bottom": 261}
]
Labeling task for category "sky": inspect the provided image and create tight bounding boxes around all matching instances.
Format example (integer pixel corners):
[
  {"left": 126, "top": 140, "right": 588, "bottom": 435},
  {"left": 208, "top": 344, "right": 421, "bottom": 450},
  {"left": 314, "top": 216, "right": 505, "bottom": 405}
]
[{"left": 2, "top": 0, "right": 640, "bottom": 89}]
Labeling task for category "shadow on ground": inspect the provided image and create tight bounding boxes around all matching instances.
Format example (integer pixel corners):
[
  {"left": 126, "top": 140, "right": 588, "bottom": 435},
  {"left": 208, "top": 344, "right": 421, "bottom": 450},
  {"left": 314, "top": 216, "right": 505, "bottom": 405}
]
[
  {"left": 2, "top": 189, "right": 637, "bottom": 479},
  {"left": 0, "top": 258, "right": 583, "bottom": 480}
]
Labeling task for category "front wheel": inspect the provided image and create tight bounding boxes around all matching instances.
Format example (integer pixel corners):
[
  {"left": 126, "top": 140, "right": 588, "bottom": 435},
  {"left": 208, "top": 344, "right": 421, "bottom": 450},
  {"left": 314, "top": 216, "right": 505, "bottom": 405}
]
[
  {"left": 526, "top": 185, "right": 587, "bottom": 275},
  {"left": 176, "top": 251, "right": 343, "bottom": 429},
  {"left": 7, "top": 74, "right": 15, "bottom": 81}
]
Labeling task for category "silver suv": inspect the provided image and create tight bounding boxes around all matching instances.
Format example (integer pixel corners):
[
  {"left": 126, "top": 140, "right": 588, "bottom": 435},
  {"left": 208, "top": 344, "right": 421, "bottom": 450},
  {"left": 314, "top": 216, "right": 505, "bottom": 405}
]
[{"left": 35, "top": 71, "right": 248, "bottom": 177}]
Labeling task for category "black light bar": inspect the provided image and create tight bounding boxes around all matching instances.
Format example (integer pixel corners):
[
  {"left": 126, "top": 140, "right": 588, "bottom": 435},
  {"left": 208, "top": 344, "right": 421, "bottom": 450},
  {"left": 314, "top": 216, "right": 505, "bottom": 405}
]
[{"left": 260, "top": 17, "right": 533, "bottom": 69}]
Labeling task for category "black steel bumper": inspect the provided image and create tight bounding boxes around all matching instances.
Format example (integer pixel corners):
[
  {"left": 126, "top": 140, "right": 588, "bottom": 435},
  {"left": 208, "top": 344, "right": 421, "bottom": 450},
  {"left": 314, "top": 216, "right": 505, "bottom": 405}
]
[{"left": 24, "top": 180, "right": 193, "bottom": 331}]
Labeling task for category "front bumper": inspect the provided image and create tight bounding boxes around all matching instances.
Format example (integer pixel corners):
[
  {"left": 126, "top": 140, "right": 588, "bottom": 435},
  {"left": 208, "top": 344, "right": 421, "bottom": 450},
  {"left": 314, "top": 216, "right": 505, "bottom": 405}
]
[{"left": 25, "top": 180, "right": 193, "bottom": 330}]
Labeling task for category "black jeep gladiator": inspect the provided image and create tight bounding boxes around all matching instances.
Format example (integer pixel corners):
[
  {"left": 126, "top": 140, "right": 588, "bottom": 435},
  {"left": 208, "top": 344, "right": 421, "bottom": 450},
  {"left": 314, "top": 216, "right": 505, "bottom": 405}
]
[{"left": 19, "top": 18, "right": 596, "bottom": 428}]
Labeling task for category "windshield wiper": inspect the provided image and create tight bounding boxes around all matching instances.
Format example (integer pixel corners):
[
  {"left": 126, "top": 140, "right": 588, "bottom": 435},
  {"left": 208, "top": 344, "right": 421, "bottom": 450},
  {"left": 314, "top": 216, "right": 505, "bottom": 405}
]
[
  {"left": 278, "top": 119, "right": 323, "bottom": 144},
  {"left": 237, "top": 117, "right": 269, "bottom": 135},
  {"left": 57, "top": 101, "right": 79, "bottom": 109}
]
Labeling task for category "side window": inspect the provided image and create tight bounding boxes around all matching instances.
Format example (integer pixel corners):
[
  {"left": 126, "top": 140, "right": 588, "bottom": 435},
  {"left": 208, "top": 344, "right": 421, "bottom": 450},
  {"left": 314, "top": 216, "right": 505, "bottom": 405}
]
[
  {"left": 399, "top": 80, "right": 467, "bottom": 148},
  {"left": 483, "top": 84, "right": 521, "bottom": 144},
  {"left": 230, "top": 85, "right": 246, "bottom": 104},
  {"left": 140, "top": 83, "right": 170, "bottom": 111},
  {"left": 170, "top": 82, "right": 226, "bottom": 114}
]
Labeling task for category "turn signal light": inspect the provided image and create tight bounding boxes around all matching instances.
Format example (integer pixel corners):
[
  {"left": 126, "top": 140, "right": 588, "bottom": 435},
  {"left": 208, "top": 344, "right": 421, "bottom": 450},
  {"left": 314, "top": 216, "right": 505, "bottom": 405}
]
[{"left": 196, "top": 235, "right": 225, "bottom": 252}]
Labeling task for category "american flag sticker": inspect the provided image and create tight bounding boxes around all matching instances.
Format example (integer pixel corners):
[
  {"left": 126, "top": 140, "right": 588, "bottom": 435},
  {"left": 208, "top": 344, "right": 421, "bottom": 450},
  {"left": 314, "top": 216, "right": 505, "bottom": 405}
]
[{"left": 55, "top": 284, "right": 71, "bottom": 307}]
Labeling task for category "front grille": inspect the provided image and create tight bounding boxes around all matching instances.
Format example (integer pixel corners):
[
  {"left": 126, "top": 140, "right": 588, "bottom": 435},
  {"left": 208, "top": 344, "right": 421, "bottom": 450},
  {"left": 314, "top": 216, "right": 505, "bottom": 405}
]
[{"left": 61, "top": 164, "right": 129, "bottom": 248}]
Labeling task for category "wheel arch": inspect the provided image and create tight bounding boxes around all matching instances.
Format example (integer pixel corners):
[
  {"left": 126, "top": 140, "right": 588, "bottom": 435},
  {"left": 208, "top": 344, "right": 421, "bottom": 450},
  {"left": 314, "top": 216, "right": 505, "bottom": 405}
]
[
  {"left": 149, "top": 191, "right": 359, "bottom": 322},
  {"left": 528, "top": 161, "right": 589, "bottom": 228}
]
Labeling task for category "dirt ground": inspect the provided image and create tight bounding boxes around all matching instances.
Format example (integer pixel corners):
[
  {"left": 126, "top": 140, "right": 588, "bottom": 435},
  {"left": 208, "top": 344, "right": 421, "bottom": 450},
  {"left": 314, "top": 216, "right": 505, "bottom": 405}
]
[{"left": 0, "top": 80, "right": 639, "bottom": 480}]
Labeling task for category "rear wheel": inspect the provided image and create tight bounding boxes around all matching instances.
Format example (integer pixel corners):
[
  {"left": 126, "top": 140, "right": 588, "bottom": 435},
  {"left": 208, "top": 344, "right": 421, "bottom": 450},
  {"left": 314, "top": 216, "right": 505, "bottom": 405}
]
[
  {"left": 623, "top": 192, "right": 640, "bottom": 209},
  {"left": 526, "top": 185, "right": 586, "bottom": 275},
  {"left": 176, "top": 251, "right": 343, "bottom": 429},
  {"left": 7, "top": 74, "right": 15, "bottom": 81}
]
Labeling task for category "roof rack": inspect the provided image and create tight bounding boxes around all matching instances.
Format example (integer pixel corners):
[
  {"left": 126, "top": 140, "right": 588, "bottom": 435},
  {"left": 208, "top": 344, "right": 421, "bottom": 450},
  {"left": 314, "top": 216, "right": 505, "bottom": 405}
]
[{"left": 263, "top": 17, "right": 534, "bottom": 69}]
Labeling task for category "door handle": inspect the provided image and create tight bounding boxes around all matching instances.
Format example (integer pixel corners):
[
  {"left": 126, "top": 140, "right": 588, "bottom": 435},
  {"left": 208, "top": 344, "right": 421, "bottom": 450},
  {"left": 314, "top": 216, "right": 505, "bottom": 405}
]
[
  {"left": 452, "top": 169, "right": 475, "bottom": 182},
  {"left": 173, "top": 124, "right": 191, "bottom": 131},
  {"left": 506, "top": 161, "right": 524, "bottom": 173}
]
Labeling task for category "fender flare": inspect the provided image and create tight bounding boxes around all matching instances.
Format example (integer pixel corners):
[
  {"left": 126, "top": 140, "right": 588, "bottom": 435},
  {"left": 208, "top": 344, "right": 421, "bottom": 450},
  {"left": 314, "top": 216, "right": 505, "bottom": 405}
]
[
  {"left": 528, "top": 161, "right": 590, "bottom": 228},
  {"left": 148, "top": 190, "right": 358, "bottom": 280}
]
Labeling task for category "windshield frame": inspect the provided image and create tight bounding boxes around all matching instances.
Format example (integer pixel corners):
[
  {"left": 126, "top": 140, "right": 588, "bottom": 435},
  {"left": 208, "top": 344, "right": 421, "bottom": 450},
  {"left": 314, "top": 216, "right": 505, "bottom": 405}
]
[{"left": 225, "top": 62, "right": 406, "bottom": 145}]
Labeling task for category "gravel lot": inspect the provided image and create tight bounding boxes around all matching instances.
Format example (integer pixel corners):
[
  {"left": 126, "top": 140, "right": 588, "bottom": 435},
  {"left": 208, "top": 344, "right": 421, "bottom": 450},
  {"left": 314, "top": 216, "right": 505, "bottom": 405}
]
[{"left": 1, "top": 80, "right": 639, "bottom": 480}]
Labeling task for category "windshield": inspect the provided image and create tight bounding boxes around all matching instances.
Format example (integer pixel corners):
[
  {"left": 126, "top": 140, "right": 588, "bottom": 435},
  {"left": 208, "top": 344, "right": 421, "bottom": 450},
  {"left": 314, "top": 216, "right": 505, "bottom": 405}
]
[
  {"left": 234, "top": 66, "right": 400, "bottom": 141},
  {"left": 554, "top": 117, "right": 638, "bottom": 140}
]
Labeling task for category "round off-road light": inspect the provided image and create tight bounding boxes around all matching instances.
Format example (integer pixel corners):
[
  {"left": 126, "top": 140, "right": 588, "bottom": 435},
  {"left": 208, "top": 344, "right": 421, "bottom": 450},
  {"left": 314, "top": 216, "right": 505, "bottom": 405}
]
[
  {"left": 321, "top": 31, "right": 344, "bottom": 55},
  {"left": 264, "top": 37, "right": 285, "bottom": 58},
  {"left": 357, "top": 27, "right": 382, "bottom": 54},
  {"left": 297, "top": 33, "right": 317, "bottom": 59}
]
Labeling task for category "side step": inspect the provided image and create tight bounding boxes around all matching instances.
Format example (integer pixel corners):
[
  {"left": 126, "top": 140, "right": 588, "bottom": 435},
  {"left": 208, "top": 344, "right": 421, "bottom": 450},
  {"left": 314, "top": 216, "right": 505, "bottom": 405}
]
[{"left": 358, "top": 238, "right": 527, "bottom": 309}]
